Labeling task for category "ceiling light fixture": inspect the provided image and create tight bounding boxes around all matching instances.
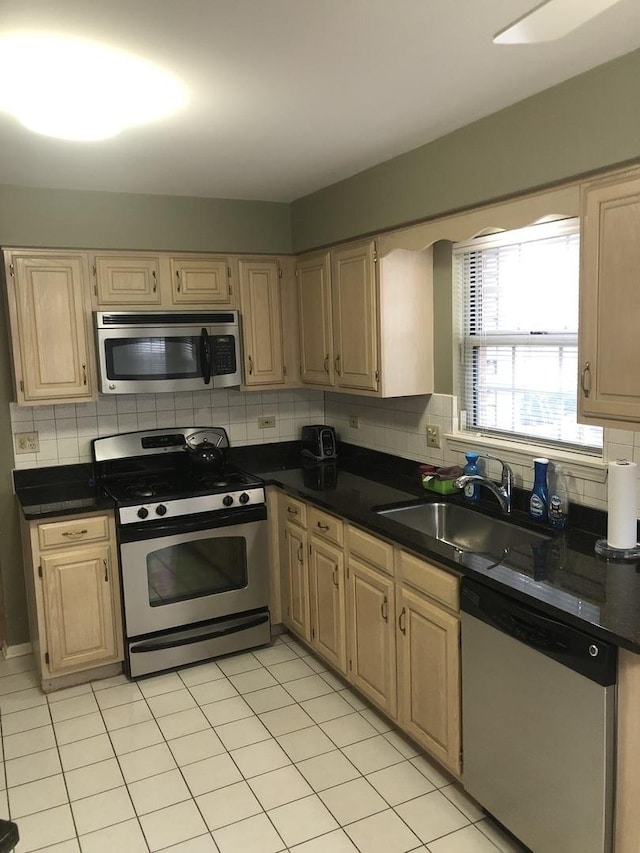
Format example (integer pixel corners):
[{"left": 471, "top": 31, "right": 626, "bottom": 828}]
[
  {"left": 0, "top": 31, "right": 187, "bottom": 141},
  {"left": 493, "top": 0, "right": 624, "bottom": 44}
]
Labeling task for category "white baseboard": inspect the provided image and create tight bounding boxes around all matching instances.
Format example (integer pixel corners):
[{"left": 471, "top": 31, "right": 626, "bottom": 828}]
[{"left": 3, "top": 642, "right": 33, "bottom": 659}]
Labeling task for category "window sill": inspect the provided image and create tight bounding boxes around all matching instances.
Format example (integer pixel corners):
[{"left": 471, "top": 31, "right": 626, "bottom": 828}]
[{"left": 444, "top": 431, "right": 607, "bottom": 483}]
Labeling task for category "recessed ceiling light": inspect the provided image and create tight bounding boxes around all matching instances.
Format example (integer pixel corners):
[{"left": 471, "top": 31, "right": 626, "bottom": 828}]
[
  {"left": 493, "top": 0, "right": 624, "bottom": 44},
  {"left": 0, "top": 31, "right": 187, "bottom": 141}
]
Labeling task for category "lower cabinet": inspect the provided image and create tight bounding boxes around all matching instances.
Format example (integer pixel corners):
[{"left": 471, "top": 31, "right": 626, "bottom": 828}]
[
  {"left": 276, "top": 487, "right": 462, "bottom": 777},
  {"left": 21, "top": 511, "right": 124, "bottom": 687}
]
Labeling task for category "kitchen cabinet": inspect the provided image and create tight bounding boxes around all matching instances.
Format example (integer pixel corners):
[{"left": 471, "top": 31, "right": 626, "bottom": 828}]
[
  {"left": 239, "top": 258, "right": 285, "bottom": 386},
  {"left": 397, "top": 550, "right": 461, "bottom": 775},
  {"left": 92, "top": 252, "right": 236, "bottom": 309},
  {"left": 346, "top": 524, "right": 397, "bottom": 718},
  {"left": 308, "top": 507, "right": 346, "bottom": 673},
  {"left": 579, "top": 167, "right": 640, "bottom": 427},
  {"left": 274, "top": 489, "right": 461, "bottom": 776},
  {"left": 296, "top": 240, "right": 434, "bottom": 397},
  {"left": 21, "top": 511, "right": 123, "bottom": 690},
  {"left": 280, "top": 495, "right": 311, "bottom": 641},
  {"left": 3, "top": 250, "right": 96, "bottom": 405}
]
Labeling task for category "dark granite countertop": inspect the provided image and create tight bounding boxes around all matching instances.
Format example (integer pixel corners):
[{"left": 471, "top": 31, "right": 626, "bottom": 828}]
[{"left": 14, "top": 443, "right": 640, "bottom": 653}]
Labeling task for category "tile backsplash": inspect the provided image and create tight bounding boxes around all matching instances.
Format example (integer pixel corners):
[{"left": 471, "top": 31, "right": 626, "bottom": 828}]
[{"left": 10, "top": 389, "right": 325, "bottom": 468}]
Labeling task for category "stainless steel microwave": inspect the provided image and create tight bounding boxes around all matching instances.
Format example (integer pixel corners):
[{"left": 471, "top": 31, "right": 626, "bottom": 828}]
[{"left": 95, "top": 311, "right": 242, "bottom": 394}]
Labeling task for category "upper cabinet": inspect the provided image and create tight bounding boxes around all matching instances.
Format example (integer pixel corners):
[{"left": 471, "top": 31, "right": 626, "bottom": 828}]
[
  {"left": 296, "top": 239, "right": 434, "bottom": 398},
  {"left": 92, "top": 252, "right": 236, "bottom": 309},
  {"left": 4, "top": 251, "right": 96, "bottom": 405},
  {"left": 579, "top": 168, "right": 640, "bottom": 427},
  {"left": 238, "top": 258, "right": 285, "bottom": 386}
]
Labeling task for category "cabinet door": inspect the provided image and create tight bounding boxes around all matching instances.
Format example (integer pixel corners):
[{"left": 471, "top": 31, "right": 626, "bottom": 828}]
[
  {"left": 332, "top": 241, "right": 379, "bottom": 392},
  {"left": 283, "top": 521, "right": 311, "bottom": 641},
  {"left": 579, "top": 171, "right": 640, "bottom": 425},
  {"left": 347, "top": 556, "right": 397, "bottom": 718},
  {"left": 297, "top": 252, "right": 334, "bottom": 386},
  {"left": 397, "top": 586, "right": 461, "bottom": 774},
  {"left": 40, "top": 544, "right": 122, "bottom": 674},
  {"left": 94, "top": 255, "right": 161, "bottom": 305},
  {"left": 171, "top": 257, "right": 233, "bottom": 306},
  {"left": 8, "top": 254, "right": 94, "bottom": 403},
  {"left": 239, "top": 259, "right": 284, "bottom": 385},
  {"left": 309, "top": 535, "right": 346, "bottom": 673}
]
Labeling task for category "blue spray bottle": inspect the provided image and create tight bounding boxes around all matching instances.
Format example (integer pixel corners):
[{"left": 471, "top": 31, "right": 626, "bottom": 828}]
[
  {"left": 463, "top": 451, "right": 481, "bottom": 502},
  {"left": 529, "top": 457, "right": 549, "bottom": 522}
]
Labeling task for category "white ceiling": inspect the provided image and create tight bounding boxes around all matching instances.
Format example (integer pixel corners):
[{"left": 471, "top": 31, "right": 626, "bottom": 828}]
[{"left": 0, "top": 0, "right": 639, "bottom": 203}]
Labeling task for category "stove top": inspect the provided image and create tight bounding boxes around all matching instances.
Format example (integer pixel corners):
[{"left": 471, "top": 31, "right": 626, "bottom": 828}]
[{"left": 93, "top": 427, "right": 266, "bottom": 525}]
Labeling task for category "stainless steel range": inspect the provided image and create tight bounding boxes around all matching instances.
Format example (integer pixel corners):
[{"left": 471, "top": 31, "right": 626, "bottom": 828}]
[{"left": 93, "top": 427, "right": 271, "bottom": 678}]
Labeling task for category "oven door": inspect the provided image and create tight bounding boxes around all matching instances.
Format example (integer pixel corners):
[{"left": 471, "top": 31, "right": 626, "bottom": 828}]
[{"left": 118, "top": 506, "right": 268, "bottom": 638}]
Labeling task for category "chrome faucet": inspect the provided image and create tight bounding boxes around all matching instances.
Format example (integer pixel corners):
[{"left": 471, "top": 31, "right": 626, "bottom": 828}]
[{"left": 454, "top": 454, "right": 514, "bottom": 515}]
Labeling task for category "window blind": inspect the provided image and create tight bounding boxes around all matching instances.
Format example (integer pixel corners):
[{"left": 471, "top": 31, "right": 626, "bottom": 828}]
[{"left": 454, "top": 218, "right": 602, "bottom": 452}]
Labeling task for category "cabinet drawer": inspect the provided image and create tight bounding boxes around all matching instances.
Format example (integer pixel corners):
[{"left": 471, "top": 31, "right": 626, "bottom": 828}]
[
  {"left": 398, "top": 550, "right": 459, "bottom": 611},
  {"left": 37, "top": 515, "right": 110, "bottom": 550},
  {"left": 347, "top": 524, "right": 394, "bottom": 576},
  {"left": 282, "top": 495, "right": 307, "bottom": 527},
  {"left": 308, "top": 507, "right": 343, "bottom": 546}
]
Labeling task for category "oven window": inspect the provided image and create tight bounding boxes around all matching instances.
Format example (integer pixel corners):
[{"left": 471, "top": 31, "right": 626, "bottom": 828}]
[
  {"left": 105, "top": 336, "right": 201, "bottom": 380},
  {"left": 146, "top": 536, "right": 248, "bottom": 606}
]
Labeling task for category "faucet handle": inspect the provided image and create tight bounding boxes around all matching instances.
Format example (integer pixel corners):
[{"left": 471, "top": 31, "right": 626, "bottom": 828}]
[{"left": 483, "top": 453, "right": 513, "bottom": 487}]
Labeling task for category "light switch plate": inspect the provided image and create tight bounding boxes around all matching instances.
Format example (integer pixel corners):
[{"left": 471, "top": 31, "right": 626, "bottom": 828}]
[
  {"left": 15, "top": 431, "right": 39, "bottom": 453},
  {"left": 426, "top": 424, "right": 441, "bottom": 449}
]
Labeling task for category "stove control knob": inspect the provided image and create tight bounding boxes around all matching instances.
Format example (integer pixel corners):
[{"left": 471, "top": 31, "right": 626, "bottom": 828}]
[
  {"left": 137, "top": 507, "right": 149, "bottom": 519},
  {"left": 156, "top": 504, "right": 167, "bottom": 516},
  {"left": 223, "top": 495, "right": 234, "bottom": 507},
  {"left": 239, "top": 492, "right": 250, "bottom": 504}
]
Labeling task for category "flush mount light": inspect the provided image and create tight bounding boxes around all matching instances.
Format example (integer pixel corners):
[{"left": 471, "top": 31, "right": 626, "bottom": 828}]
[
  {"left": 493, "top": 0, "right": 624, "bottom": 44},
  {"left": 0, "top": 31, "right": 187, "bottom": 141}
]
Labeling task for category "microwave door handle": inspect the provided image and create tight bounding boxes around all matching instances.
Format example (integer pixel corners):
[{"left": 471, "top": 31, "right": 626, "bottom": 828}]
[{"left": 199, "top": 328, "right": 212, "bottom": 385}]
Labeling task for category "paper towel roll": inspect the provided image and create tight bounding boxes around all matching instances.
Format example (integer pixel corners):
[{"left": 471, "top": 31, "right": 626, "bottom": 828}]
[{"left": 607, "top": 460, "right": 638, "bottom": 549}]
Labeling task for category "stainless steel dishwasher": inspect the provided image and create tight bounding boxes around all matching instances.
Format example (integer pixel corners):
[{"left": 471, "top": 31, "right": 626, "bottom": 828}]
[{"left": 461, "top": 578, "right": 616, "bottom": 853}]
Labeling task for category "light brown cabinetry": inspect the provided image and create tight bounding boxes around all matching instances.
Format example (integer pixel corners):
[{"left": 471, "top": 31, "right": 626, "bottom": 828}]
[
  {"left": 92, "top": 252, "right": 235, "bottom": 309},
  {"left": 274, "top": 489, "right": 461, "bottom": 776},
  {"left": 21, "top": 511, "right": 124, "bottom": 689},
  {"left": 239, "top": 259, "right": 285, "bottom": 386},
  {"left": 296, "top": 240, "right": 434, "bottom": 397},
  {"left": 579, "top": 167, "right": 640, "bottom": 427},
  {"left": 4, "top": 251, "right": 96, "bottom": 405}
]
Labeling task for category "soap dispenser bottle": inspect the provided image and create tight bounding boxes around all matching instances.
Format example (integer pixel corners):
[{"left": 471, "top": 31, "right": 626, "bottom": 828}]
[
  {"left": 548, "top": 464, "right": 569, "bottom": 530},
  {"left": 529, "top": 457, "right": 549, "bottom": 522},
  {"left": 463, "top": 451, "right": 481, "bottom": 502}
]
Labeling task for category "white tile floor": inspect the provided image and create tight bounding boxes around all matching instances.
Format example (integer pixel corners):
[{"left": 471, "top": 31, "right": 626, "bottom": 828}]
[{"left": 0, "top": 634, "right": 526, "bottom": 853}]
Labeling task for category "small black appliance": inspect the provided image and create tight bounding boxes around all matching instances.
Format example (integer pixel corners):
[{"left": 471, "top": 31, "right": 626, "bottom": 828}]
[{"left": 301, "top": 424, "right": 338, "bottom": 460}]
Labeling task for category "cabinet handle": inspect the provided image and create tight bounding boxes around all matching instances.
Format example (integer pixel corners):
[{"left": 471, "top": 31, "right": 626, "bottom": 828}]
[
  {"left": 81, "top": 363, "right": 87, "bottom": 386},
  {"left": 152, "top": 270, "right": 157, "bottom": 292},
  {"left": 398, "top": 606, "right": 406, "bottom": 634},
  {"left": 381, "top": 595, "right": 388, "bottom": 622},
  {"left": 297, "top": 543, "right": 303, "bottom": 563},
  {"left": 317, "top": 522, "right": 329, "bottom": 531},
  {"left": 332, "top": 566, "right": 339, "bottom": 588},
  {"left": 176, "top": 270, "right": 181, "bottom": 292},
  {"left": 287, "top": 506, "right": 298, "bottom": 516},
  {"left": 62, "top": 529, "right": 88, "bottom": 538},
  {"left": 581, "top": 361, "right": 591, "bottom": 398},
  {"left": 248, "top": 355, "right": 253, "bottom": 375},
  {"left": 103, "top": 558, "right": 109, "bottom": 582},
  {"left": 324, "top": 355, "right": 330, "bottom": 374},
  {"left": 335, "top": 354, "right": 342, "bottom": 376}
]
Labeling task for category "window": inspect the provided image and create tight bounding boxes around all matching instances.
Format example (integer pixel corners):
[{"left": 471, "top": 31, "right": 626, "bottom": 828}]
[{"left": 454, "top": 218, "right": 602, "bottom": 453}]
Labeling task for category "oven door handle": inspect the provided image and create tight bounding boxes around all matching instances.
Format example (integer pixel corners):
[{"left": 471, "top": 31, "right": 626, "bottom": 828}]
[
  {"left": 200, "top": 327, "right": 212, "bottom": 385},
  {"left": 129, "top": 612, "right": 269, "bottom": 653}
]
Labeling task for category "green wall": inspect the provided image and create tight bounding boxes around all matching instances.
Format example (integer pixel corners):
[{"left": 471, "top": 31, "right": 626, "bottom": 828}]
[{"left": 290, "top": 48, "right": 640, "bottom": 251}]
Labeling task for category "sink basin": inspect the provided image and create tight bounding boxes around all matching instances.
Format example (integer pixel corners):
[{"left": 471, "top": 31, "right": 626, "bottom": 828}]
[{"left": 377, "top": 501, "right": 548, "bottom": 559}]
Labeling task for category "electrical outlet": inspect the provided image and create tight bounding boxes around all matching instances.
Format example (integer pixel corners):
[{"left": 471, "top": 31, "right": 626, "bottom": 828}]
[
  {"left": 426, "top": 424, "right": 441, "bottom": 449},
  {"left": 15, "top": 431, "right": 39, "bottom": 453},
  {"left": 258, "top": 416, "right": 276, "bottom": 429},
  {"left": 349, "top": 415, "right": 360, "bottom": 429}
]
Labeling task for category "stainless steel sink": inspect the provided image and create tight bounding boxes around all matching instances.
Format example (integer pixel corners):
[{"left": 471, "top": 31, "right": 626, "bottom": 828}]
[{"left": 377, "top": 501, "right": 548, "bottom": 559}]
